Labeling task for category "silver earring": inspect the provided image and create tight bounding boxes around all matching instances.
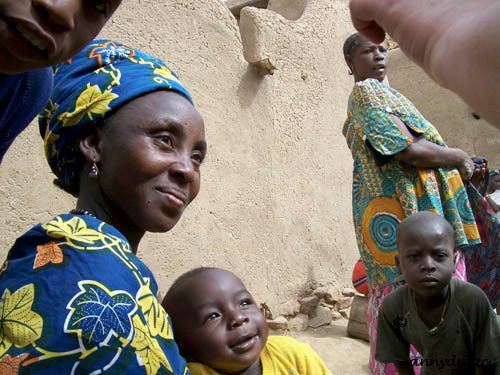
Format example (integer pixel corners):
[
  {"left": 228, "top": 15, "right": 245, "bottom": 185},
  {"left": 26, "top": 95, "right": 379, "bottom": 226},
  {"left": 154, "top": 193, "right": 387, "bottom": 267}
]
[{"left": 89, "top": 161, "right": 99, "bottom": 178}]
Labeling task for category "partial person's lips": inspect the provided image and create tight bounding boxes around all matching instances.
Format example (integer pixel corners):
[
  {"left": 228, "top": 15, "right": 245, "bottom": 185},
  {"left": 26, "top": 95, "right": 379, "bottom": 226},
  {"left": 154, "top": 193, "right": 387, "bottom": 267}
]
[
  {"left": 5, "top": 16, "right": 56, "bottom": 57},
  {"left": 373, "top": 64, "right": 385, "bottom": 70},
  {"left": 156, "top": 187, "right": 187, "bottom": 207},
  {"left": 420, "top": 276, "right": 439, "bottom": 283},
  {"left": 229, "top": 332, "right": 258, "bottom": 353}
]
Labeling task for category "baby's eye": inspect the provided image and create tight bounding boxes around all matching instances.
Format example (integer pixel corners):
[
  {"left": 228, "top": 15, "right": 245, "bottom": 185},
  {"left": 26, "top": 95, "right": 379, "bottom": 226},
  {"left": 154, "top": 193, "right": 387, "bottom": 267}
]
[{"left": 204, "top": 312, "right": 220, "bottom": 322}]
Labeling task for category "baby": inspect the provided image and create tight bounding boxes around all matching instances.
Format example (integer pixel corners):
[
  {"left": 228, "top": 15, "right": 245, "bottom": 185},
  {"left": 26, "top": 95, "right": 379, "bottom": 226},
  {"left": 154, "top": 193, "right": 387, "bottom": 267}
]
[
  {"left": 162, "top": 267, "right": 332, "bottom": 375},
  {"left": 376, "top": 212, "right": 500, "bottom": 374}
]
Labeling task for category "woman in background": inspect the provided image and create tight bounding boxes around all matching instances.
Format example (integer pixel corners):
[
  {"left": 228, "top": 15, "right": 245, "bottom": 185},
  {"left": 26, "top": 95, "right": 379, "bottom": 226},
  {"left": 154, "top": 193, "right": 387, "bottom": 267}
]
[{"left": 342, "top": 32, "right": 480, "bottom": 375}]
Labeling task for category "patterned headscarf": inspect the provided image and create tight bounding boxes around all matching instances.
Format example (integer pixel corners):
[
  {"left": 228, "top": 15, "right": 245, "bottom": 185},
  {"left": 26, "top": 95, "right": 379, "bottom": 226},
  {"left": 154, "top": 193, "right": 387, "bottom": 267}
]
[{"left": 39, "top": 39, "right": 193, "bottom": 192}]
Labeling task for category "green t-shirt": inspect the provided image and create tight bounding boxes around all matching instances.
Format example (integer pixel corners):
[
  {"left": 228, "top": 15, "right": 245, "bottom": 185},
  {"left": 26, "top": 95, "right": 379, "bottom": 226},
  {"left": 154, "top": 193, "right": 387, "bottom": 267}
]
[{"left": 375, "top": 278, "right": 500, "bottom": 374}]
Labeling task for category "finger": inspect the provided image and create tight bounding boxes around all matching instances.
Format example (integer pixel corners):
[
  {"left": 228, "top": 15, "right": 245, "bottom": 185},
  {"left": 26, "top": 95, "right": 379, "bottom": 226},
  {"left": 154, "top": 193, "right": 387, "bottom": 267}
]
[{"left": 349, "top": 0, "right": 386, "bottom": 43}]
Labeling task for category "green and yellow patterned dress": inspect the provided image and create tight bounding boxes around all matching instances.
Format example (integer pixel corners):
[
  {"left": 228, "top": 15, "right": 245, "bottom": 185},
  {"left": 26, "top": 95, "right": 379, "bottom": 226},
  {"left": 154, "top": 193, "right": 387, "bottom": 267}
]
[{"left": 343, "top": 78, "right": 480, "bottom": 289}]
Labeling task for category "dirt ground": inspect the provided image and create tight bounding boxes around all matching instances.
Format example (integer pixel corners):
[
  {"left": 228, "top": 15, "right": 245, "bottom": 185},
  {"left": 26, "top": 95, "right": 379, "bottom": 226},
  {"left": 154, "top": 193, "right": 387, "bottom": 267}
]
[{"left": 272, "top": 319, "right": 371, "bottom": 374}]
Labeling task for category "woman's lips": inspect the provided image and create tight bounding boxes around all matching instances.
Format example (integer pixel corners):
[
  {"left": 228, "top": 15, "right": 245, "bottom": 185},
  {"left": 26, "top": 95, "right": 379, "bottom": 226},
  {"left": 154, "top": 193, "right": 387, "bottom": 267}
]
[
  {"left": 156, "top": 188, "right": 187, "bottom": 208},
  {"left": 1, "top": 16, "right": 56, "bottom": 59}
]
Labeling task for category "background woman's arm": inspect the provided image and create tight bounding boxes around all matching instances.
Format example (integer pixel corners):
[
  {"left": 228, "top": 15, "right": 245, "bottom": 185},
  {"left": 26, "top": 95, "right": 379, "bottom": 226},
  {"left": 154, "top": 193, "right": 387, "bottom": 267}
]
[{"left": 389, "top": 115, "right": 473, "bottom": 179}]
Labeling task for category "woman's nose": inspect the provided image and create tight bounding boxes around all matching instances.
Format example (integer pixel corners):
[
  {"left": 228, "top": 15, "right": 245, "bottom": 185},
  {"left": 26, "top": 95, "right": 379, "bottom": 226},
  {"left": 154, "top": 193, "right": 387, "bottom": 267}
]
[
  {"left": 170, "top": 153, "right": 196, "bottom": 183},
  {"left": 33, "top": 0, "right": 78, "bottom": 30}
]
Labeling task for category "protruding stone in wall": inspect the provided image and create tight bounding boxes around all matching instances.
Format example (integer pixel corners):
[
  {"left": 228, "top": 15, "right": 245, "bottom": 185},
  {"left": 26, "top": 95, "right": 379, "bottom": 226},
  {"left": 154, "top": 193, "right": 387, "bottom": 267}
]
[
  {"left": 267, "top": 0, "right": 307, "bottom": 20},
  {"left": 308, "top": 305, "right": 332, "bottom": 328},
  {"left": 226, "top": 0, "right": 269, "bottom": 19},
  {"left": 313, "top": 285, "right": 341, "bottom": 305},
  {"left": 267, "top": 316, "right": 288, "bottom": 330},
  {"left": 342, "top": 287, "right": 356, "bottom": 297},
  {"left": 278, "top": 299, "right": 301, "bottom": 317},
  {"left": 288, "top": 313, "right": 309, "bottom": 331},
  {"left": 299, "top": 295, "right": 319, "bottom": 315}
]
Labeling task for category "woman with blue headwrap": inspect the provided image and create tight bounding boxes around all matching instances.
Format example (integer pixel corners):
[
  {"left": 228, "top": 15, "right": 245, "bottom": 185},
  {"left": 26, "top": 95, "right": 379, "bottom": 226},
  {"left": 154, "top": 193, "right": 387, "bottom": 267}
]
[{"left": 0, "top": 40, "right": 206, "bottom": 374}]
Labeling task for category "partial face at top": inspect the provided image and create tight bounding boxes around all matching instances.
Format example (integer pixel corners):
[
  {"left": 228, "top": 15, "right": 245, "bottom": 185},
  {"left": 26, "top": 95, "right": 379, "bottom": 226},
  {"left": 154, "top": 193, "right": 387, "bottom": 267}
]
[
  {"left": 0, "top": 0, "right": 121, "bottom": 74},
  {"left": 347, "top": 37, "right": 388, "bottom": 83},
  {"left": 92, "top": 90, "right": 206, "bottom": 234},
  {"left": 167, "top": 269, "right": 268, "bottom": 374},
  {"left": 396, "top": 213, "right": 456, "bottom": 298}
]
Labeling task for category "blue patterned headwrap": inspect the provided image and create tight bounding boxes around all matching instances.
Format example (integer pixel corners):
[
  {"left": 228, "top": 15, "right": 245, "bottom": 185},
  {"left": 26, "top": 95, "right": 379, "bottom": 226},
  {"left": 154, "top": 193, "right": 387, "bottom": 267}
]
[{"left": 39, "top": 39, "right": 193, "bottom": 192}]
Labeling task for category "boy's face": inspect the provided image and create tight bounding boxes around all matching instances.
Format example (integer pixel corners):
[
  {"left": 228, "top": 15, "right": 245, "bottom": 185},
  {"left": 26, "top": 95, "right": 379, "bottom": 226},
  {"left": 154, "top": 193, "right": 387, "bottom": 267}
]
[
  {"left": 0, "top": 0, "right": 121, "bottom": 74},
  {"left": 170, "top": 270, "right": 268, "bottom": 374},
  {"left": 396, "top": 222, "right": 456, "bottom": 298}
]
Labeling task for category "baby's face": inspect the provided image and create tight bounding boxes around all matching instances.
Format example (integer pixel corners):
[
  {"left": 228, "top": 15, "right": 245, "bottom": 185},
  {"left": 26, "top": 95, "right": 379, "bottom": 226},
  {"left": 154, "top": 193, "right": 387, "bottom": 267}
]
[
  {"left": 171, "top": 270, "right": 268, "bottom": 373},
  {"left": 0, "top": 0, "right": 121, "bottom": 74}
]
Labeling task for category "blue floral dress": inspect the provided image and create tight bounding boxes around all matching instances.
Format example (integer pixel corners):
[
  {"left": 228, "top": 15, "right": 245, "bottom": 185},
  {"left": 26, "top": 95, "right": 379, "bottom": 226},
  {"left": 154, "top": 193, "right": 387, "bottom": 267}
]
[{"left": 0, "top": 214, "right": 188, "bottom": 374}]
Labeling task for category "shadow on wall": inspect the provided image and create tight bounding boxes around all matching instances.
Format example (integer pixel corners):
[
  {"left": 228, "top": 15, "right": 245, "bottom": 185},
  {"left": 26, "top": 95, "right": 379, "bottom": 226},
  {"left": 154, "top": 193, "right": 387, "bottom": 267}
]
[{"left": 237, "top": 65, "right": 266, "bottom": 108}]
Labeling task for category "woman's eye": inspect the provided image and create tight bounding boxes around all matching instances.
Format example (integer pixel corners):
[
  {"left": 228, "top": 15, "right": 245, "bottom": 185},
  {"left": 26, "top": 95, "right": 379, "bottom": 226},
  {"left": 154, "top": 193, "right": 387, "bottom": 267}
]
[
  {"left": 240, "top": 299, "right": 251, "bottom": 307},
  {"left": 191, "top": 151, "right": 204, "bottom": 165},
  {"left": 159, "top": 135, "right": 172, "bottom": 146}
]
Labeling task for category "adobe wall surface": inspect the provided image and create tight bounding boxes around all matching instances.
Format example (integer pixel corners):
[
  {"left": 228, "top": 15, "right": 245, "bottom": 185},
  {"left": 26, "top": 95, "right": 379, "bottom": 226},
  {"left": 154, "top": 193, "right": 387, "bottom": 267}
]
[
  {"left": 0, "top": 0, "right": 360, "bottom": 316},
  {"left": 388, "top": 49, "right": 500, "bottom": 168}
]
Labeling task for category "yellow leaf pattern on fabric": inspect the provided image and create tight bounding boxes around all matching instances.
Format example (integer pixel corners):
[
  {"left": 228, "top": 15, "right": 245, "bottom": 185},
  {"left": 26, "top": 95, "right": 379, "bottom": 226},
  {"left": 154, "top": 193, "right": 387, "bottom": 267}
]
[
  {"left": 0, "top": 285, "right": 43, "bottom": 358},
  {"left": 153, "top": 67, "right": 181, "bottom": 84},
  {"left": 129, "top": 315, "right": 173, "bottom": 374},
  {"left": 136, "top": 286, "right": 173, "bottom": 339},
  {"left": 57, "top": 83, "right": 118, "bottom": 127},
  {"left": 43, "top": 216, "right": 103, "bottom": 245}
]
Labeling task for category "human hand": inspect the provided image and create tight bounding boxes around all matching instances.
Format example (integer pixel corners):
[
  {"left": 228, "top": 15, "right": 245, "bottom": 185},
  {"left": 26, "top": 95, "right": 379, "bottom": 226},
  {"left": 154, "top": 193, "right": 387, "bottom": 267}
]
[
  {"left": 458, "top": 155, "right": 474, "bottom": 181},
  {"left": 349, "top": 0, "right": 500, "bottom": 128}
]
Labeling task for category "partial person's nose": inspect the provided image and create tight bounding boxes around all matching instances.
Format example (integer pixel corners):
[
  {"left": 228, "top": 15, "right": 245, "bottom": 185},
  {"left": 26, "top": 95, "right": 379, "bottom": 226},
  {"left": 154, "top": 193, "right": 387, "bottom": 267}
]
[
  {"left": 374, "top": 50, "right": 384, "bottom": 61},
  {"left": 170, "top": 152, "right": 196, "bottom": 183},
  {"left": 420, "top": 255, "right": 436, "bottom": 271},
  {"left": 228, "top": 311, "right": 249, "bottom": 329},
  {"left": 33, "top": 0, "right": 78, "bottom": 30}
]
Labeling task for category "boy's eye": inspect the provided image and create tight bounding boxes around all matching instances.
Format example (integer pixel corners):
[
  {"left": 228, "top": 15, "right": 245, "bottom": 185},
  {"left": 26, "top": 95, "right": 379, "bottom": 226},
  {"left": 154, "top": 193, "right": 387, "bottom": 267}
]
[{"left": 240, "top": 299, "right": 252, "bottom": 307}]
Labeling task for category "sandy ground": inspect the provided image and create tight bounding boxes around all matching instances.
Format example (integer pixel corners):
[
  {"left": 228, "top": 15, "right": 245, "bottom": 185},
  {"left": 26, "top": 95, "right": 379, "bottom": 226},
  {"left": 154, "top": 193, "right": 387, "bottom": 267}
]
[{"left": 272, "top": 320, "right": 371, "bottom": 374}]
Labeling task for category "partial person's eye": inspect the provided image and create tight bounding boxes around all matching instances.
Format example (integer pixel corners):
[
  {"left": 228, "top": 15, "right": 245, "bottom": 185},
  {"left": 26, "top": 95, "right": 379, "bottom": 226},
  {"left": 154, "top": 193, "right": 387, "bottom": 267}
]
[
  {"left": 159, "top": 134, "right": 173, "bottom": 146},
  {"left": 191, "top": 151, "right": 204, "bottom": 165},
  {"left": 90, "top": 0, "right": 109, "bottom": 15},
  {"left": 240, "top": 299, "right": 252, "bottom": 307},
  {"left": 204, "top": 312, "right": 220, "bottom": 322}
]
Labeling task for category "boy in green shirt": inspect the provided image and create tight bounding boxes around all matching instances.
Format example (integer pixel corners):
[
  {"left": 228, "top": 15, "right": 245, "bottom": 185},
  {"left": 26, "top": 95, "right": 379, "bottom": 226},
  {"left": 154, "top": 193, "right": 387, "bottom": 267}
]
[{"left": 376, "top": 212, "right": 500, "bottom": 374}]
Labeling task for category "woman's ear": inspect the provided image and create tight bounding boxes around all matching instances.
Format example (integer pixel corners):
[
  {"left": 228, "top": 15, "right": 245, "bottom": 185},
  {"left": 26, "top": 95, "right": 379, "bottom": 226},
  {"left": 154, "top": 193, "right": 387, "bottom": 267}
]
[
  {"left": 79, "top": 127, "right": 103, "bottom": 164},
  {"left": 345, "top": 56, "right": 354, "bottom": 75}
]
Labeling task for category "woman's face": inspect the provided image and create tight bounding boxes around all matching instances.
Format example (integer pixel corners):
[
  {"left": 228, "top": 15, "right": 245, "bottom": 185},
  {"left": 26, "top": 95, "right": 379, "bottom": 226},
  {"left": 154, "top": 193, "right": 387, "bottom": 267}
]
[
  {"left": 0, "top": 0, "right": 121, "bottom": 74},
  {"left": 349, "top": 38, "right": 388, "bottom": 82},
  {"left": 96, "top": 90, "right": 206, "bottom": 234},
  {"left": 490, "top": 175, "right": 500, "bottom": 191}
]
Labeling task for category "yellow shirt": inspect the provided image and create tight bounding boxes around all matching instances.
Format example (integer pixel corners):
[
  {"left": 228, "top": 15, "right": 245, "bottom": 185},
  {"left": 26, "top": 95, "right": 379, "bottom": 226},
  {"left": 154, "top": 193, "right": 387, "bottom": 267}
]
[{"left": 187, "top": 336, "right": 332, "bottom": 375}]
